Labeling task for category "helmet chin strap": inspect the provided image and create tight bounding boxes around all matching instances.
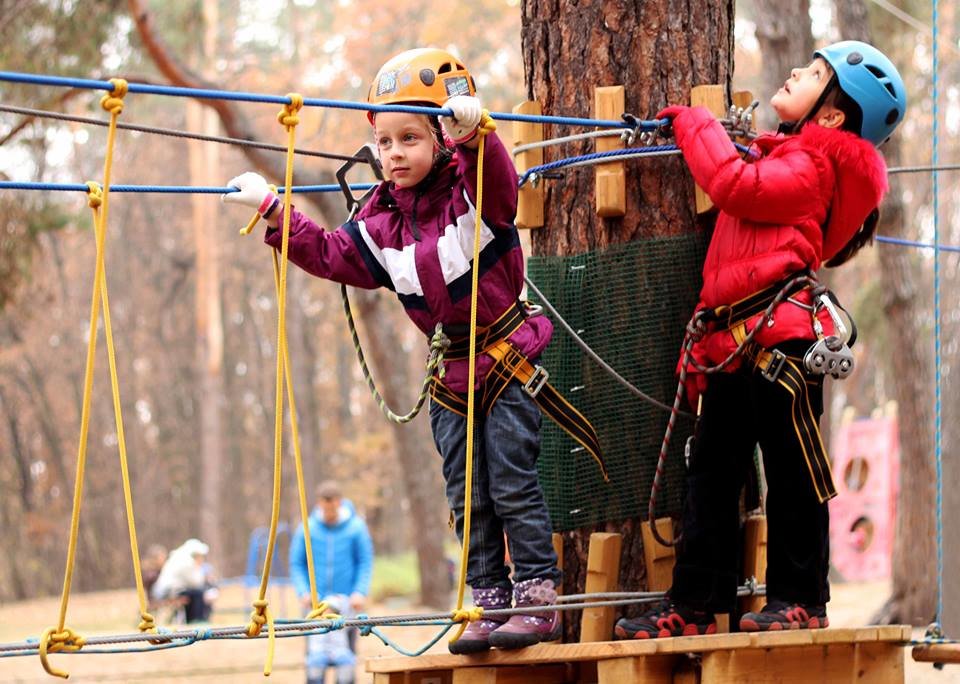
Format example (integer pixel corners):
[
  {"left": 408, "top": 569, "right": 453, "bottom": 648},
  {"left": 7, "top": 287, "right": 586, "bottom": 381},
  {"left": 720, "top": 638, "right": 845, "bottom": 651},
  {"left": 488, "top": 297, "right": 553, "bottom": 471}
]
[{"left": 781, "top": 74, "right": 838, "bottom": 136}]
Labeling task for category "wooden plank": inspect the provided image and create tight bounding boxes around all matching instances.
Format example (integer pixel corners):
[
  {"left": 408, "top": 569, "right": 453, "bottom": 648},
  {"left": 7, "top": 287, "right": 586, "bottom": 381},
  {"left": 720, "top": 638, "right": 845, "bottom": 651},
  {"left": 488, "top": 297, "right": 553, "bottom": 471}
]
[
  {"left": 580, "top": 532, "right": 623, "bottom": 642},
  {"left": 912, "top": 642, "right": 960, "bottom": 664},
  {"left": 689, "top": 84, "right": 726, "bottom": 214},
  {"left": 731, "top": 90, "right": 756, "bottom": 146},
  {"left": 596, "top": 655, "right": 676, "bottom": 684},
  {"left": 512, "top": 101, "right": 544, "bottom": 229},
  {"left": 702, "top": 643, "right": 903, "bottom": 684},
  {"left": 855, "top": 641, "right": 905, "bottom": 684},
  {"left": 367, "top": 626, "right": 913, "bottom": 674},
  {"left": 593, "top": 85, "right": 625, "bottom": 218},
  {"left": 640, "top": 518, "right": 675, "bottom": 592},
  {"left": 740, "top": 515, "right": 767, "bottom": 615},
  {"left": 455, "top": 664, "right": 572, "bottom": 683}
]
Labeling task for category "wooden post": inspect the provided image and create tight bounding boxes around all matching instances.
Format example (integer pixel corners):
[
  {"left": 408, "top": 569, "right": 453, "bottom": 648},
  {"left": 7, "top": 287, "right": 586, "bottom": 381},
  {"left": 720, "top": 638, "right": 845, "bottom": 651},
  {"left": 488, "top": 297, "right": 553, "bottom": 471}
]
[
  {"left": 640, "top": 518, "right": 676, "bottom": 591},
  {"left": 731, "top": 89, "right": 756, "bottom": 146},
  {"left": 552, "top": 532, "right": 564, "bottom": 641},
  {"left": 690, "top": 84, "right": 726, "bottom": 214},
  {"left": 579, "top": 532, "right": 622, "bottom": 642},
  {"left": 593, "top": 85, "right": 626, "bottom": 217},
  {"left": 512, "top": 101, "right": 545, "bottom": 229},
  {"left": 741, "top": 514, "right": 768, "bottom": 615}
]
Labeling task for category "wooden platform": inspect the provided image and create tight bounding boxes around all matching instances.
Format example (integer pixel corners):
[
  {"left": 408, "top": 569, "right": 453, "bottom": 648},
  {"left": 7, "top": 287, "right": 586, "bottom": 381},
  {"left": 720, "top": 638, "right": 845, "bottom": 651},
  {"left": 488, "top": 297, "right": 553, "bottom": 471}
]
[{"left": 367, "top": 625, "right": 911, "bottom": 683}]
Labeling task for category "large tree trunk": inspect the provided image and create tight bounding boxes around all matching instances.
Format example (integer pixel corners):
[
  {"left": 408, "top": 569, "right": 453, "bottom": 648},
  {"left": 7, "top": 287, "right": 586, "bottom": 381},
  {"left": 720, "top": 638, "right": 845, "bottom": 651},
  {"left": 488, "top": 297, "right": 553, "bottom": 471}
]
[
  {"left": 522, "top": 0, "right": 734, "bottom": 639},
  {"left": 750, "top": 0, "right": 813, "bottom": 130},
  {"left": 187, "top": 0, "right": 225, "bottom": 568},
  {"left": 833, "top": 0, "right": 937, "bottom": 627},
  {"left": 351, "top": 290, "right": 451, "bottom": 608}
]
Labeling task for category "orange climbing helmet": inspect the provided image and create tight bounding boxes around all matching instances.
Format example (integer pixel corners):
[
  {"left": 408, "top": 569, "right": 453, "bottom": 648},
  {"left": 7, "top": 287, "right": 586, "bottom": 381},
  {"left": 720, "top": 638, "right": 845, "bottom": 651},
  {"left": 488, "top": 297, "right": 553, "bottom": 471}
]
[{"left": 366, "top": 48, "right": 476, "bottom": 124}]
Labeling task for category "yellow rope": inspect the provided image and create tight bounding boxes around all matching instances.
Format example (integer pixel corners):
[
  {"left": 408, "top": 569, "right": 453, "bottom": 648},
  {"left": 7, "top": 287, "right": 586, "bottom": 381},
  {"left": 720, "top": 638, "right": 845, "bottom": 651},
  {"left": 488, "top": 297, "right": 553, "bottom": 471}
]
[
  {"left": 450, "top": 111, "right": 496, "bottom": 645},
  {"left": 244, "top": 93, "right": 302, "bottom": 677},
  {"left": 243, "top": 180, "right": 324, "bottom": 617},
  {"left": 39, "top": 79, "right": 128, "bottom": 679},
  {"left": 83, "top": 181, "right": 156, "bottom": 636},
  {"left": 271, "top": 250, "right": 323, "bottom": 615}
]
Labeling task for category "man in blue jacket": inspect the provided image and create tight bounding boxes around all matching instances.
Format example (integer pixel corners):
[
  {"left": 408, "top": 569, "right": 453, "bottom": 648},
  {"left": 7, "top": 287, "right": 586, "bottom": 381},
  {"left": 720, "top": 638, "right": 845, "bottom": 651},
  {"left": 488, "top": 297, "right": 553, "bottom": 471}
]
[{"left": 290, "top": 480, "right": 374, "bottom": 684}]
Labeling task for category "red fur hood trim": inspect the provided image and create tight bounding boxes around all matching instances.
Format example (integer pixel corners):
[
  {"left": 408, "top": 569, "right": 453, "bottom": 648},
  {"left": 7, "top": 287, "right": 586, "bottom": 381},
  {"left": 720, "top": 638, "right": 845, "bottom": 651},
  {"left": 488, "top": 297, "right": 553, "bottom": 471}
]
[{"left": 797, "top": 124, "right": 888, "bottom": 261}]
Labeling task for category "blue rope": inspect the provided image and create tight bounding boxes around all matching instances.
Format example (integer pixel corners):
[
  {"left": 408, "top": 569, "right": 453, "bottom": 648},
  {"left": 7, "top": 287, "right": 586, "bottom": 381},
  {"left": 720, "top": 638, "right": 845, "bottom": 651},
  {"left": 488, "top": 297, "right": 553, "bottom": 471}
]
[
  {"left": 876, "top": 235, "right": 960, "bottom": 254},
  {"left": 0, "top": 181, "right": 375, "bottom": 194},
  {"left": 932, "top": 0, "right": 944, "bottom": 635},
  {"left": 518, "top": 142, "right": 755, "bottom": 186},
  {"left": 0, "top": 70, "right": 658, "bottom": 130}
]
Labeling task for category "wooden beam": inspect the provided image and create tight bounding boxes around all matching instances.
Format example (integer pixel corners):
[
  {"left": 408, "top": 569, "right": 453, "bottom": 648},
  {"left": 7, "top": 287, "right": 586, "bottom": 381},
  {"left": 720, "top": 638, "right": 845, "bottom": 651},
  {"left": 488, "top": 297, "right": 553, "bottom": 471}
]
[
  {"left": 366, "top": 626, "right": 911, "bottom": 674},
  {"left": 552, "top": 532, "right": 563, "bottom": 641},
  {"left": 580, "top": 532, "right": 623, "bottom": 642},
  {"left": 731, "top": 90, "right": 756, "bottom": 146},
  {"left": 640, "top": 517, "right": 675, "bottom": 592},
  {"left": 596, "top": 655, "right": 676, "bottom": 683},
  {"left": 741, "top": 514, "right": 767, "bottom": 615},
  {"left": 690, "top": 84, "right": 726, "bottom": 214},
  {"left": 912, "top": 642, "right": 960, "bottom": 664},
  {"left": 512, "top": 101, "right": 544, "bottom": 229},
  {"left": 593, "top": 85, "right": 625, "bottom": 218}
]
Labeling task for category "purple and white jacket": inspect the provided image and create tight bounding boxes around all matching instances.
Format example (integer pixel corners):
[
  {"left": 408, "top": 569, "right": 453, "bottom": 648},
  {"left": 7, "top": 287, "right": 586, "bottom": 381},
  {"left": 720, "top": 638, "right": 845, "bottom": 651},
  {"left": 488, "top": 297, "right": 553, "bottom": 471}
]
[{"left": 264, "top": 132, "right": 553, "bottom": 393}]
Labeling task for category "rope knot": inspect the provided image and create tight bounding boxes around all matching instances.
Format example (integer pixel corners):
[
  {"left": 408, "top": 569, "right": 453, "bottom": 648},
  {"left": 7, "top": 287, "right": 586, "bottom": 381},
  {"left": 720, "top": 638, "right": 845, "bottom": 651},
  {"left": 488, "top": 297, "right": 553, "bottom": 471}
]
[
  {"left": 356, "top": 615, "right": 373, "bottom": 637},
  {"left": 477, "top": 110, "right": 496, "bottom": 137},
  {"left": 100, "top": 78, "right": 128, "bottom": 115},
  {"left": 305, "top": 600, "right": 331, "bottom": 620},
  {"left": 85, "top": 181, "right": 103, "bottom": 208},
  {"left": 39, "top": 626, "right": 85, "bottom": 678},
  {"left": 137, "top": 611, "right": 156, "bottom": 632},
  {"left": 451, "top": 606, "right": 484, "bottom": 624},
  {"left": 277, "top": 93, "right": 304, "bottom": 128},
  {"left": 246, "top": 599, "right": 269, "bottom": 636}
]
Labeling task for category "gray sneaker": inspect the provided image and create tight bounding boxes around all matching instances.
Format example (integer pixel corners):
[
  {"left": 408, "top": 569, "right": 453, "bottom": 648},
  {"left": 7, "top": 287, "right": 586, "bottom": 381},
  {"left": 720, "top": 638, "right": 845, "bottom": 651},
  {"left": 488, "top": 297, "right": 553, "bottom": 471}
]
[
  {"left": 448, "top": 585, "right": 511, "bottom": 655},
  {"left": 487, "top": 578, "right": 561, "bottom": 649}
]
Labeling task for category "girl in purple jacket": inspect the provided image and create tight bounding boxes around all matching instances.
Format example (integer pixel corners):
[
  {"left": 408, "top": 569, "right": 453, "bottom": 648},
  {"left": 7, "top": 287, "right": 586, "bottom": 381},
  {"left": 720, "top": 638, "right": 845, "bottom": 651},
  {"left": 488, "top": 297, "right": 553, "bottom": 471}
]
[{"left": 223, "top": 49, "right": 567, "bottom": 653}]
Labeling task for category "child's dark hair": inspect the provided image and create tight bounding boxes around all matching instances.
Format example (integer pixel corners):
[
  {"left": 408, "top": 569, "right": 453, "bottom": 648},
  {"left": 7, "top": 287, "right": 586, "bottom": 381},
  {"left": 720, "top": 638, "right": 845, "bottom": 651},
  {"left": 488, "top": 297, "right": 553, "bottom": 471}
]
[{"left": 825, "top": 207, "right": 879, "bottom": 267}]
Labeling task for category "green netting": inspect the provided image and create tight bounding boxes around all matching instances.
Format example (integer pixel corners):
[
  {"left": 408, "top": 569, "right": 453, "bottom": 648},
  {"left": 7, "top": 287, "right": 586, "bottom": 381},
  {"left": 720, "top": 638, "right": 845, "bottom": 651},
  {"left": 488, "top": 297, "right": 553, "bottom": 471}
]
[{"left": 527, "top": 234, "right": 707, "bottom": 531}]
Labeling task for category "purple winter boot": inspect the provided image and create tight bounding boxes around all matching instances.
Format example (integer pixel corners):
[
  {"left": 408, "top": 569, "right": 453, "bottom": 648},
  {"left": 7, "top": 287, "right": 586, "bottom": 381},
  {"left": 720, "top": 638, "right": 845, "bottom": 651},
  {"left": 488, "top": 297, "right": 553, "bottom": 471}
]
[
  {"left": 448, "top": 585, "right": 511, "bottom": 655},
  {"left": 487, "top": 578, "right": 561, "bottom": 649}
]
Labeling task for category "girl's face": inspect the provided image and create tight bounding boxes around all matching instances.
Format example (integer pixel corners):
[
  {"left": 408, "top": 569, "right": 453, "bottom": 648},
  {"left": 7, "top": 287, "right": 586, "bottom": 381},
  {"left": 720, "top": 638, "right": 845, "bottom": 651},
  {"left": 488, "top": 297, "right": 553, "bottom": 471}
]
[
  {"left": 374, "top": 112, "right": 438, "bottom": 188},
  {"left": 770, "top": 57, "right": 835, "bottom": 123}
]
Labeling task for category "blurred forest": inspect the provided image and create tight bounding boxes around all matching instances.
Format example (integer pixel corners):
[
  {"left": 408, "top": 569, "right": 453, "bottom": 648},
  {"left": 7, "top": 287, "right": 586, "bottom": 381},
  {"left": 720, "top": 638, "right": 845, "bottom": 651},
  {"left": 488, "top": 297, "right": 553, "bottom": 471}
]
[{"left": 0, "top": 0, "right": 955, "bottom": 628}]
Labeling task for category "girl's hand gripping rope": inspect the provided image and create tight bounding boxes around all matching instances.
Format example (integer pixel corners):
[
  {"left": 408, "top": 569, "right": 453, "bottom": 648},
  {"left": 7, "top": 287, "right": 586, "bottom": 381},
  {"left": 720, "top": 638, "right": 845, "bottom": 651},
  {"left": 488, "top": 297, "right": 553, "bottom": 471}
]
[
  {"left": 440, "top": 95, "right": 483, "bottom": 144},
  {"left": 222, "top": 171, "right": 280, "bottom": 234}
]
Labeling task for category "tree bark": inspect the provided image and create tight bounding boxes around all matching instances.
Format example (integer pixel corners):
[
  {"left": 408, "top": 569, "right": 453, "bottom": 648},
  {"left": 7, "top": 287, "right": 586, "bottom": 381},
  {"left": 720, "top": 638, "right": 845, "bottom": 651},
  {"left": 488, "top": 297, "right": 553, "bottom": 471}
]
[
  {"left": 833, "top": 0, "right": 937, "bottom": 627},
  {"left": 522, "top": 0, "right": 734, "bottom": 639},
  {"left": 187, "top": 0, "right": 225, "bottom": 568},
  {"left": 750, "top": 0, "right": 813, "bottom": 130},
  {"left": 351, "top": 289, "right": 450, "bottom": 608}
]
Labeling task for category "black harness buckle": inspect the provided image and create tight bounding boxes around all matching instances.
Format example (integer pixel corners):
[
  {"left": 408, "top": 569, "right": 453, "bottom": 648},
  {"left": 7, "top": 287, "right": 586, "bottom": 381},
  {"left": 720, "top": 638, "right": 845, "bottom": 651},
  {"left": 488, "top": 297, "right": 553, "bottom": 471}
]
[{"left": 760, "top": 349, "right": 787, "bottom": 382}]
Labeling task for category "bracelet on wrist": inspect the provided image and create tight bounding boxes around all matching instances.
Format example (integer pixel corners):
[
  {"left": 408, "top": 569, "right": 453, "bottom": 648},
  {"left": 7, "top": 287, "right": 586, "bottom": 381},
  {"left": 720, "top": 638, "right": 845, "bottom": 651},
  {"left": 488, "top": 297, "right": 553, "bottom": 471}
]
[{"left": 261, "top": 196, "right": 281, "bottom": 220}]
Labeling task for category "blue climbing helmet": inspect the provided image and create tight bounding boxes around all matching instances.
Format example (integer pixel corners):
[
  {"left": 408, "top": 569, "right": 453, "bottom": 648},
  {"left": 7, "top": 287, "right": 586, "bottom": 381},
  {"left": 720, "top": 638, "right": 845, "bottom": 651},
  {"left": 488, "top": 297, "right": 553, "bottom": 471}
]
[{"left": 814, "top": 41, "right": 907, "bottom": 146}]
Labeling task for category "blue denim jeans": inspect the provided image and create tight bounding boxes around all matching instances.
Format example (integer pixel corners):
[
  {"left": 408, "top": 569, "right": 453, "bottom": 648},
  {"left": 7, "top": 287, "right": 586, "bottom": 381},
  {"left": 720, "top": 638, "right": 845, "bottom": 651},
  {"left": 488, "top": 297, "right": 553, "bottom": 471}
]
[{"left": 430, "top": 379, "right": 561, "bottom": 591}]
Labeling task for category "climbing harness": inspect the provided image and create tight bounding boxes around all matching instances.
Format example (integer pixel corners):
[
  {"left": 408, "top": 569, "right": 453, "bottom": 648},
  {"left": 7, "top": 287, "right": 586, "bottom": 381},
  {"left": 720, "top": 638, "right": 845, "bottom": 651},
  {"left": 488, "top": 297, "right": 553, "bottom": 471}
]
[
  {"left": 429, "top": 300, "right": 608, "bottom": 481},
  {"left": 647, "top": 271, "right": 858, "bottom": 546}
]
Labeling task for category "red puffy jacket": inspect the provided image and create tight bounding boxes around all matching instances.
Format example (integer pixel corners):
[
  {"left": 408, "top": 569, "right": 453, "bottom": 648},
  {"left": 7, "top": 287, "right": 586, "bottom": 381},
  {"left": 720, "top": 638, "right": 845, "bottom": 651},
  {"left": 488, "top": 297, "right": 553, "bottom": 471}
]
[{"left": 665, "top": 106, "right": 887, "bottom": 389}]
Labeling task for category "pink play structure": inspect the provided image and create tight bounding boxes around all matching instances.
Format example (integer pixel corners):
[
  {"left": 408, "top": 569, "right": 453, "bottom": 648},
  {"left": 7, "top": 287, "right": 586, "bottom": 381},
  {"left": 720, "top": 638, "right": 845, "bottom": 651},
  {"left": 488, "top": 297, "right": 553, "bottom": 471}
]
[{"left": 828, "top": 414, "right": 900, "bottom": 581}]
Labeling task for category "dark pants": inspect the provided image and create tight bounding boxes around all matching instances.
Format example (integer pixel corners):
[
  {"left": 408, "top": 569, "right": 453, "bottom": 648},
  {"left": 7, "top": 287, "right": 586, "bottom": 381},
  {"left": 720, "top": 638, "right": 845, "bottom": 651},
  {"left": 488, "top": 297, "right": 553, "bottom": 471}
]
[
  {"left": 179, "top": 588, "right": 211, "bottom": 623},
  {"left": 671, "top": 341, "right": 831, "bottom": 614},
  {"left": 430, "top": 380, "right": 560, "bottom": 590}
]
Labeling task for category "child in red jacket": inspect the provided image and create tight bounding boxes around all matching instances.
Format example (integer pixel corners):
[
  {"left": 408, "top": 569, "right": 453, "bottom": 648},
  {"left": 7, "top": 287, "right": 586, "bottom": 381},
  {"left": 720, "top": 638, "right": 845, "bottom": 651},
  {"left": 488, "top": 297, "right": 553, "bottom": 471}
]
[{"left": 615, "top": 41, "right": 907, "bottom": 638}]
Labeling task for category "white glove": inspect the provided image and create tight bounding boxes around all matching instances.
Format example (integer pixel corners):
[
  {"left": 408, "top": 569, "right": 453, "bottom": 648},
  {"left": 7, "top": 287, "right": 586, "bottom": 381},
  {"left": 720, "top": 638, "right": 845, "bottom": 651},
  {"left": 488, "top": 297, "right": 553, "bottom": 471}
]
[
  {"left": 222, "top": 172, "right": 275, "bottom": 214},
  {"left": 440, "top": 95, "right": 483, "bottom": 143}
]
